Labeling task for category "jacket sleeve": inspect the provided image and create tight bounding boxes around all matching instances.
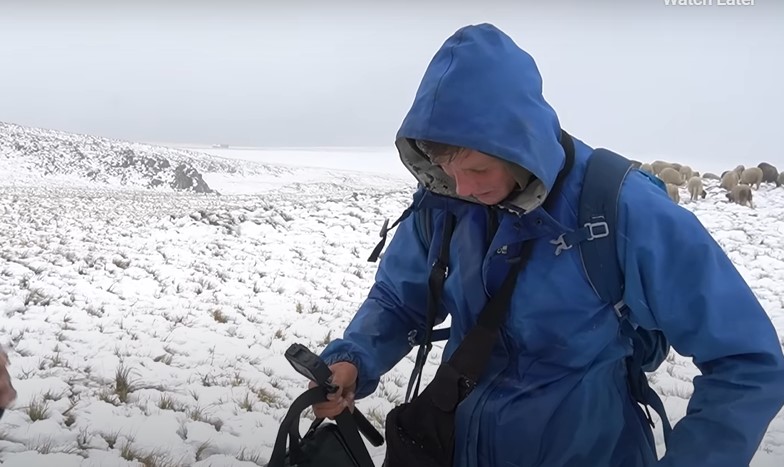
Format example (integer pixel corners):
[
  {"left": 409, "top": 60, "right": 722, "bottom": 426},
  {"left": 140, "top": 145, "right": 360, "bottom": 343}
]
[
  {"left": 617, "top": 171, "right": 784, "bottom": 467},
  {"left": 319, "top": 207, "right": 435, "bottom": 399}
]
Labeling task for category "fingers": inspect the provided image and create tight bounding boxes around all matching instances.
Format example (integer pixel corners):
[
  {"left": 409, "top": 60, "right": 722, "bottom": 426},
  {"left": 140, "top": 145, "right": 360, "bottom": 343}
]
[
  {"left": 312, "top": 391, "right": 354, "bottom": 419},
  {"left": 312, "top": 379, "right": 356, "bottom": 419},
  {"left": 310, "top": 361, "right": 358, "bottom": 420}
]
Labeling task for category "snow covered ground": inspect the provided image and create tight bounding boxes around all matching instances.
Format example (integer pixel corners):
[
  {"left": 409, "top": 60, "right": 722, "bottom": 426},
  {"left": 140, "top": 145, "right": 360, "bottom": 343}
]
[{"left": 1, "top": 148, "right": 783, "bottom": 466}]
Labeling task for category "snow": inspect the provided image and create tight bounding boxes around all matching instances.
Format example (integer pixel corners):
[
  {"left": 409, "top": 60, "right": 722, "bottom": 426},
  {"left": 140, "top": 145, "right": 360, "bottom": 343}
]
[{"left": 1, "top": 144, "right": 783, "bottom": 466}]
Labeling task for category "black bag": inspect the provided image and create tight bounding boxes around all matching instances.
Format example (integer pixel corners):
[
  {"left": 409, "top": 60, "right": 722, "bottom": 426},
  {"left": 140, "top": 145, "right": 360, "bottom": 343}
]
[
  {"left": 277, "top": 416, "right": 366, "bottom": 467},
  {"left": 267, "top": 384, "right": 384, "bottom": 467},
  {"left": 383, "top": 363, "right": 466, "bottom": 466}
]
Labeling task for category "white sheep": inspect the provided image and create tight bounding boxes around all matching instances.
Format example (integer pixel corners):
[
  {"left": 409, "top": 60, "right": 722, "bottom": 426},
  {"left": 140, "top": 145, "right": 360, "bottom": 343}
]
[
  {"left": 639, "top": 163, "right": 654, "bottom": 175},
  {"left": 740, "top": 167, "right": 763, "bottom": 190},
  {"left": 720, "top": 170, "right": 740, "bottom": 191},
  {"left": 679, "top": 165, "right": 694, "bottom": 182},
  {"left": 687, "top": 176, "right": 705, "bottom": 202},
  {"left": 658, "top": 167, "right": 685, "bottom": 186},
  {"left": 651, "top": 160, "right": 674, "bottom": 175},
  {"left": 666, "top": 183, "right": 680, "bottom": 204}
]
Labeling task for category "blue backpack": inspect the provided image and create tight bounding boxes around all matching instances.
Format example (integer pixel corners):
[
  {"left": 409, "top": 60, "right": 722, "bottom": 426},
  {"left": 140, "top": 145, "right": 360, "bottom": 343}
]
[{"left": 367, "top": 147, "right": 673, "bottom": 446}]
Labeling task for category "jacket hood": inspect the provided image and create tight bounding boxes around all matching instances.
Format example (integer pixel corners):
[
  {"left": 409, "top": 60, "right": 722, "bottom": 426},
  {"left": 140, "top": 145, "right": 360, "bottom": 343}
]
[{"left": 396, "top": 23, "right": 565, "bottom": 213}]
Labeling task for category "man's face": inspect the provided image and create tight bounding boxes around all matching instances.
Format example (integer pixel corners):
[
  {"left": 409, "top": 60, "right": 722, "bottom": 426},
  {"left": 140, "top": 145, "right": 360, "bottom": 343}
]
[{"left": 437, "top": 149, "right": 517, "bottom": 205}]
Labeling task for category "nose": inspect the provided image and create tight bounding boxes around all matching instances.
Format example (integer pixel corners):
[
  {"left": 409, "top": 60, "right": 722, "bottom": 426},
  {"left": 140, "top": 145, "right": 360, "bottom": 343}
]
[{"left": 453, "top": 172, "right": 476, "bottom": 197}]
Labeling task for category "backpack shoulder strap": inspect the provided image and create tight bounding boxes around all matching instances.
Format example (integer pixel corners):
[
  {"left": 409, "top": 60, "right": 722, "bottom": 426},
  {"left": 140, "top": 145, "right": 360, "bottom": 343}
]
[
  {"left": 415, "top": 207, "right": 434, "bottom": 250},
  {"left": 551, "top": 147, "right": 667, "bottom": 306},
  {"left": 367, "top": 207, "right": 414, "bottom": 263},
  {"left": 576, "top": 148, "right": 632, "bottom": 308},
  {"left": 548, "top": 147, "right": 634, "bottom": 306},
  {"left": 567, "top": 148, "right": 674, "bottom": 445},
  {"left": 367, "top": 186, "right": 432, "bottom": 263}
]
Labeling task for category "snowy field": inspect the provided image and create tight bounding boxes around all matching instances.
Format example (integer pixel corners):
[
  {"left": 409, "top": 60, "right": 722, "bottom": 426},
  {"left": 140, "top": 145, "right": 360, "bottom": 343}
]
[{"left": 1, "top": 148, "right": 783, "bottom": 466}]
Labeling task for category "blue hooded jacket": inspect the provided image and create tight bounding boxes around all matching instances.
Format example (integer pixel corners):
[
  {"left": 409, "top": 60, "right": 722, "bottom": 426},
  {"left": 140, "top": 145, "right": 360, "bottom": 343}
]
[{"left": 320, "top": 23, "right": 784, "bottom": 466}]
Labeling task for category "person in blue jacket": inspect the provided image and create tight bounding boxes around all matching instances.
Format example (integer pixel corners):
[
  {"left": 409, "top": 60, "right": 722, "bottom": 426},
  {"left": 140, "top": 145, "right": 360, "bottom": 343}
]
[{"left": 312, "top": 23, "right": 784, "bottom": 466}]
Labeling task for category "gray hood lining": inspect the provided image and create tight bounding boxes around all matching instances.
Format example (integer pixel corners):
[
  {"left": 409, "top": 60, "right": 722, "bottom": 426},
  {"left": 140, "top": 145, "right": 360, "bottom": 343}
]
[{"left": 396, "top": 138, "right": 548, "bottom": 214}]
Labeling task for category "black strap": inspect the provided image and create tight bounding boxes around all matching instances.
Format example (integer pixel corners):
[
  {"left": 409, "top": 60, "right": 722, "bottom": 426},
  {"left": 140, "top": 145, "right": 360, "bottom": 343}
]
[
  {"left": 486, "top": 206, "right": 500, "bottom": 243},
  {"left": 332, "top": 410, "right": 376, "bottom": 467},
  {"left": 441, "top": 131, "right": 575, "bottom": 398},
  {"left": 445, "top": 130, "right": 575, "bottom": 386},
  {"left": 554, "top": 130, "right": 575, "bottom": 199},
  {"left": 367, "top": 207, "right": 414, "bottom": 262},
  {"left": 619, "top": 314, "right": 673, "bottom": 442},
  {"left": 405, "top": 212, "right": 456, "bottom": 402},
  {"left": 269, "top": 387, "right": 324, "bottom": 466},
  {"left": 444, "top": 242, "right": 532, "bottom": 388}
]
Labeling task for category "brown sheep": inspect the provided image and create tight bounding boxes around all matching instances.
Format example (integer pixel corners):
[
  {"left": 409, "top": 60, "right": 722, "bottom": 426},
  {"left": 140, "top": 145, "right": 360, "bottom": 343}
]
[
  {"left": 740, "top": 167, "right": 763, "bottom": 190},
  {"left": 658, "top": 167, "right": 684, "bottom": 186},
  {"left": 687, "top": 176, "right": 706, "bottom": 202},
  {"left": 720, "top": 170, "right": 740, "bottom": 191},
  {"left": 758, "top": 162, "right": 780, "bottom": 186},
  {"left": 665, "top": 183, "right": 680, "bottom": 204},
  {"left": 726, "top": 184, "right": 754, "bottom": 208},
  {"left": 702, "top": 172, "right": 720, "bottom": 180}
]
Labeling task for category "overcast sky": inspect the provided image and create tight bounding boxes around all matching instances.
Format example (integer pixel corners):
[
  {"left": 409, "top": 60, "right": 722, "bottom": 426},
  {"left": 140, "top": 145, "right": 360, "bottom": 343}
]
[{"left": 0, "top": 0, "right": 782, "bottom": 172}]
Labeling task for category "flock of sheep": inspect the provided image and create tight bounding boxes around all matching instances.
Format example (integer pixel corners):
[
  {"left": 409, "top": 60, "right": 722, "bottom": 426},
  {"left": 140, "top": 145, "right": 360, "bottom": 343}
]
[{"left": 635, "top": 161, "right": 783, "bottom": 209}]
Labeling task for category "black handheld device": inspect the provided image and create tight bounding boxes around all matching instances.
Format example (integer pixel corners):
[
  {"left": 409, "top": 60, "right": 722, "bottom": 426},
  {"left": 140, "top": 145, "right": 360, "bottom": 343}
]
[{"left": 284, "top": 343, "right": 338, "bottom": 392}]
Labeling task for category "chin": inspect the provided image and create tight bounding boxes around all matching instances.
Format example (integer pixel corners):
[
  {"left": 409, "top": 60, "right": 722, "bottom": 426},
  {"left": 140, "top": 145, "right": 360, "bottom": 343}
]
[{"left": 475, "top": 193, "right": 503, "bottom": 205}]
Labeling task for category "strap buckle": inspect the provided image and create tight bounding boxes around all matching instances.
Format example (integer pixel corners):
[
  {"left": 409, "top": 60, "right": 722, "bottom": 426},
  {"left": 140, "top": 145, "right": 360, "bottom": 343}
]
[
  {"left": 584, "top": 221, "right": 609, "bottom": 241},
  {"left": 550, "top": 234, "right": 572, "bottom": 256}
]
